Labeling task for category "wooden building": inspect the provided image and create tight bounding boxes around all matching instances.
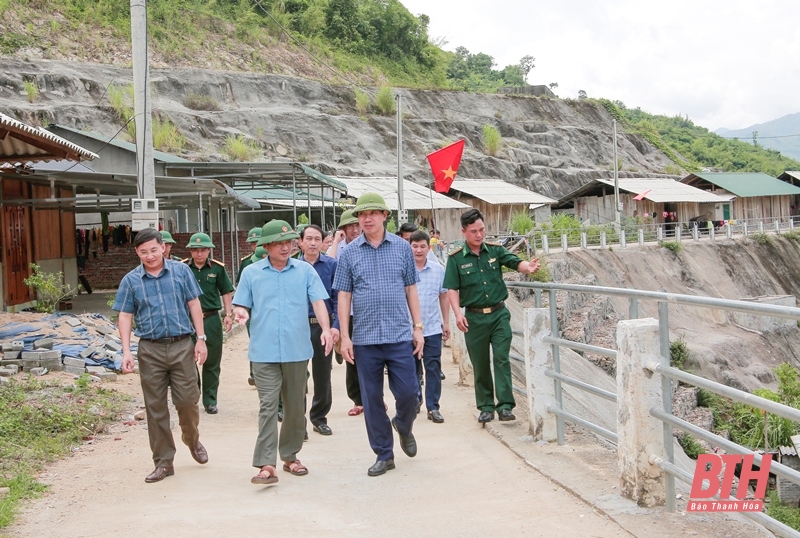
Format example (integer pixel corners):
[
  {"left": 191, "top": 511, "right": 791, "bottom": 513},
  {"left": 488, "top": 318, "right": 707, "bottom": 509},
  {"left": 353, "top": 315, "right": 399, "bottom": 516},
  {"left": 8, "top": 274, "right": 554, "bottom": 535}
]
[
  {"left": 681, "top": 172, "right": 800, "bottom": 221},
  {"left": 777, "top": 171, "right": 800, "bottom": 218}
]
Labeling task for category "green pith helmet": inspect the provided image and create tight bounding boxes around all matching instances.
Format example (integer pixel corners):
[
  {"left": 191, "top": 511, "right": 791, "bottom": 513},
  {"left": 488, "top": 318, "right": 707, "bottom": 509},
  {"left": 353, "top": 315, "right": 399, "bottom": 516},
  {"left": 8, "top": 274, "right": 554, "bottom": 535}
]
[
  {"left": 257, "top": 219, "right": 300, "bottom": 246},
  {"left": 160, "top": 230, "right": 176, "bottom": 244},
  {"left": 250, "top": 245, "right": 268, "bottom": 263},
  {"left": 338, "top": 209, "right": 358, "bottom": 228},
  {"left": 187, "top": 232, "right": 215, "bottom": 249},
  {"left": 296, "top": 223, "right": 309, "bottom": 235},
  {"left": 352, "top": 192, "right": 390, "bottom": 216},
  {"left": 246, "top": 227, "right": 262, "bottom": 243}
]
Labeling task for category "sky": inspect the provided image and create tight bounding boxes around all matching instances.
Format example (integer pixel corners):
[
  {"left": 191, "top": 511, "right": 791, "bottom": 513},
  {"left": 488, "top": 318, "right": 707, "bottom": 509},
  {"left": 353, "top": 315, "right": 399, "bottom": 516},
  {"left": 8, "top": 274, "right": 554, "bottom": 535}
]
[{"left": 400, "top": 0, "right": 800, "bottom": 131}]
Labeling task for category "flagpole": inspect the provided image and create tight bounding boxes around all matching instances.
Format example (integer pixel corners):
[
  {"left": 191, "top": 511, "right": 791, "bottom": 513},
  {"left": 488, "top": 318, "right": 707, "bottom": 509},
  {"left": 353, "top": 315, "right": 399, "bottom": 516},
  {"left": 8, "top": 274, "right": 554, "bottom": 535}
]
[{"left": 429, "top": 180, "right": 436, "bottom": 231}]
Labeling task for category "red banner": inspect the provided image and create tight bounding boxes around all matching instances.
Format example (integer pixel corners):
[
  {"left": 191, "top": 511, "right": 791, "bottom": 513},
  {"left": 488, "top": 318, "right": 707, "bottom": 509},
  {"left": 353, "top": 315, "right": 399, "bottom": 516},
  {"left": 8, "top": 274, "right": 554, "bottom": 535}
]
[{"left": 426, "top": 139, "right": 465, "bottom": 193}]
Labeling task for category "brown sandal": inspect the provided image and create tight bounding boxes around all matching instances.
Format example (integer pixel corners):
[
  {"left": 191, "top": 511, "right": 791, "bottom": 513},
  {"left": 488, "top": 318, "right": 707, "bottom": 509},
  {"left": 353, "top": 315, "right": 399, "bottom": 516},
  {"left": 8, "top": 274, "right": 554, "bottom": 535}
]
[
  {"left": 282, "top": 460, "right": 308, "bottom": 476},
  {"left": 251, "top": 465, "right": 279, "bottom": 485}
]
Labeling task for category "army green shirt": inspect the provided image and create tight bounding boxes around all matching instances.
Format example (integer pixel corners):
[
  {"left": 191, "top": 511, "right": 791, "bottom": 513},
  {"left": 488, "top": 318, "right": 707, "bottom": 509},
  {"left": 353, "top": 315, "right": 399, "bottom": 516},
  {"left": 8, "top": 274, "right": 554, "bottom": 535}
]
[
  {"left": 443, "top": 242, "right": 522, "bottom": 309},
  {"left": 236, "top": 254, "right": 253, "bottom": 285},
  {"left": 186, "top": 258, "right": 235, "bottom": 312},
  {"left": 170, "top": 255, "right": 183, "bottom": 262}
]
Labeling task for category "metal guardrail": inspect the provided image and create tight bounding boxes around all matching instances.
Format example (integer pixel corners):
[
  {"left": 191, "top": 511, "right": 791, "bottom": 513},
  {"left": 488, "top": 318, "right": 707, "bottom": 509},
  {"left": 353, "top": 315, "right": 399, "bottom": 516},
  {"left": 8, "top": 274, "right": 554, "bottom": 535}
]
[{"left": 508, "top": 280, "right": 800, "bottom": 536}]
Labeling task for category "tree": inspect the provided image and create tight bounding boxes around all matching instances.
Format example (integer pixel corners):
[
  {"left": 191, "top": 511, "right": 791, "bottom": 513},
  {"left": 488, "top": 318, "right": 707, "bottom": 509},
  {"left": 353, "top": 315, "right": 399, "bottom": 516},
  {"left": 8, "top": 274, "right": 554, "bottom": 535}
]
[
  {"left": 548, "top": 82, "right": 558, "bottom": 89},
  {"left": 578, "top": 89, "right": 588, "bottom": 99},
  {"left": 519, "top": 55, "right": 535, "bottom": 81}
]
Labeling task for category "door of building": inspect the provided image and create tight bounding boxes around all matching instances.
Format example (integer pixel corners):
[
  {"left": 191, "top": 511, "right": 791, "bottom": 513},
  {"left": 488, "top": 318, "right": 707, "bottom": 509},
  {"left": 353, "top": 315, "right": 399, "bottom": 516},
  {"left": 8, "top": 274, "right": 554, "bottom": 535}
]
[{"left": 2, "top": 180, "right": 33, "bottom": 306}]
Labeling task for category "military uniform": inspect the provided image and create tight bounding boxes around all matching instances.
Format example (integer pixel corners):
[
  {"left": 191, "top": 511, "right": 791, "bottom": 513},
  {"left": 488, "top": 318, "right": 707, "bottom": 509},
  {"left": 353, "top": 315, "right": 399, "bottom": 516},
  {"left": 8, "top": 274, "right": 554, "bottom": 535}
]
[
  {"left": 185, "top": 234, "right": 235, "bottom": 411},
  {"left": 238, "top": 228, "right": 264, "bottom": 386},
  {"left": 443, "top": 241, "right": 522, "bottom": 414},
  {"left": 160, "top": 230, "right": 183, "bottom": 263}
]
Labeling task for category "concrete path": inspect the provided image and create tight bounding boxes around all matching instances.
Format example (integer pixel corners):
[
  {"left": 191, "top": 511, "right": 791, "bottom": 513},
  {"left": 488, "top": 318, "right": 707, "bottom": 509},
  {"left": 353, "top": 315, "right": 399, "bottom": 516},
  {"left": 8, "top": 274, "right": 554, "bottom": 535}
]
[{"left": 10, "top": 331, "right": 627, "bottom": 538}]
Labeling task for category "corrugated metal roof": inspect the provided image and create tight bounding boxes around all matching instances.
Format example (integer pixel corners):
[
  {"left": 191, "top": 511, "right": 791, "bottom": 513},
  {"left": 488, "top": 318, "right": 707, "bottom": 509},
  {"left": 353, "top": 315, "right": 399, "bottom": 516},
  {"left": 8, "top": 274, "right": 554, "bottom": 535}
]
[
  {"left": 333, "top": 177, "right": 471, "bottom": 211},
  {"left": 779, "top": 171, "right": 800, "bottom": 183},
  {"left": 559, "top": 177, "right": 733, "bottom": 204},
  {"left": 48, "top": 124, "right": 187, "bottom": 164},
  {"left": 0, "top": 113, "right": 98, "bottom": 164},
  {"left": 448, "top": 179, "right": 556, "bottom": 205},
  {"left": 780, "top": 445, "right": 797, "bottom": 457},
  {"left": 682, "top": 172, "right": 800, "bottom": 197},
  {"left": 165, "top": 162, "right": 347, "bottom": 192}
]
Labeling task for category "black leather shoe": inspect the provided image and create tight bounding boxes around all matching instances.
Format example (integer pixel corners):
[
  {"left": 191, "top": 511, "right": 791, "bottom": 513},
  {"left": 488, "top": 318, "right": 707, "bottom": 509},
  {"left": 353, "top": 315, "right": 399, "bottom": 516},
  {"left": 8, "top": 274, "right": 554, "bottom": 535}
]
[
  {"left": 247, "top": 377, "right": 255, "bottom": 386},
  {"left": 498, "top": 409, "right": 516, "bottom": 421},
  {"left": 190, "top": 442, "right": 208, "bottom": 464},
  {"left": 391, "top": 418, "right": 417, "bottom": 458},
  {"left": 440, "top": 371, "right": 446, "bottom": 380},
  {"left": 367, "top": 458, "right": 396, "bottom": 477},
  {"left": 145, "top": 466, "right": 174, "bottom": 483},
  {"left": 478, "top": 411, "right": 494, "bottom": 423},
  {"left": 205, "top": 405, "right": 218, "bottom": 415},
  {"left": 427, "top": 410, "right": 444, "bottom": 423},
  {"left": 277, "top": 411, "right": 284, "bottom": 422},
  {"left": 313, "top": 423, "right": 333, "bottom": 436}
]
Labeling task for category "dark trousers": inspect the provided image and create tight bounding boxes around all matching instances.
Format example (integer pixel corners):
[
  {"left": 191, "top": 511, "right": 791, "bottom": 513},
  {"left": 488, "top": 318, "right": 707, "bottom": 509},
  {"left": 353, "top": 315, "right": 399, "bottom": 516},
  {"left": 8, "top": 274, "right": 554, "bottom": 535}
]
[
  {"left": 309, "top": 321, "right": 332, "bottom": 426},
  {"left": 417, "top": 334, "right": 443, "bottom": 411},
  {"left": 342, "top": 320, "right": 362, "bottom": 406},
  {"left": 200, "top": 314, "right": 223, "bottom": 407},
  {"left": 138, "top": 337, "right": 200, "bottom": 468},
  {"left": 355, "top": 341, "right": 417, "bottom": 461},
  {"left": 464, "top": 307, "right": 515, "bottom": 412}
]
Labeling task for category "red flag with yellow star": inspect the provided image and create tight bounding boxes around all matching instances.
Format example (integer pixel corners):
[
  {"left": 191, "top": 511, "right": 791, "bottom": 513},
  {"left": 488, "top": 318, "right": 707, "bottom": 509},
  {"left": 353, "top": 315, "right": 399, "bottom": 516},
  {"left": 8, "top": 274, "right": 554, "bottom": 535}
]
[{"left": 426, "top": 139, "right": 465, "bottom": 193}]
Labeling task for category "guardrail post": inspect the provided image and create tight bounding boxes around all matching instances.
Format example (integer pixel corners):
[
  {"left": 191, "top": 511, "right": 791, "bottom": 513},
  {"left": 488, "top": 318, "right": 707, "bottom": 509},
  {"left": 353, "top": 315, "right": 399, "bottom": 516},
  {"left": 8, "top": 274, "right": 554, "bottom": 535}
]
[
  {"left": 600, "top": 231, "right": 606, "bottom": 249},
  {"left": 792, "top": 219, "right": 795, "bottom": 231},
  {"left": 776, "top": 220, "right": 781, "bottom": 234},
  {"left": 759, "top": 221, "right": 764, "bottom": 234},
  {"left": 581, "top": 231, "right": 587, "bottom": 249},
  {"left": 657, "top": 226, "right": 663, "bottom": 241},
  {"left": 534, "top": 289, "right": 542, "bottom": 308},
  {"left": 549, "top": 289, "right": 564, "bottom": 444},
  {"left": 616, "top": 317, "right": 666, "bottom": 507},
  {"left": 620, "top": 230, "right": 626, "bottom": 248},
  {"left": 692, "top": 225, "right": 699, "bottom": 241},
  {"left": 743, "top": 221, "right": 748, "bottom": 238},
  {"left": 562, "top": 233, "right": 568, "bottom": 252},
  {"left": 638, "top": 228, "right": 644, "bottom": 246},
  {"left": 726, "top": 223, "right": 732, "bottom": 239},
  {"left": 628, "top": 297, "right": 638, "bottom": 319},
  {"left": 524, "top": 308, "right": 557, "bottom": 441},
  {"left": 542, "top": 234, "right": 549, "bottom": 254},
  {"left": 709, "top": 225, "right": 715, "bottom": 241}
]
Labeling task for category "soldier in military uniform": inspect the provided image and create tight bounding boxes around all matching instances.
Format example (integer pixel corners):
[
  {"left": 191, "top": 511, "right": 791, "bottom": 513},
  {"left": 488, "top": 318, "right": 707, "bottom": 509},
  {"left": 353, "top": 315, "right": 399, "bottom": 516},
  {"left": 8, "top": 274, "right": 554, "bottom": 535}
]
[
  {"left": 160, "top": 231, "right": 182, "bottom": 261},
  {"left": 237, "top": 227, "right": 262, "bottom": 286},
  {"left": 443, "top": 208, "right": 539, "bottom": 424},
  {"left": 185, "top": 232, "right": 235, "bottom": 414}
]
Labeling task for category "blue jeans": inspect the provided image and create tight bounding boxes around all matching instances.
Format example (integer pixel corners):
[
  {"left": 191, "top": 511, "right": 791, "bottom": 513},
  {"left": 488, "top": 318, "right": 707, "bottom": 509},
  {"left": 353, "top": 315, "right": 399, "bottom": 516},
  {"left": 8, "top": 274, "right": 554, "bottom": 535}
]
[
  {"left": 354, "top": 341, "right": 418, "bottom": 461},
  {"left": 417, "top": 335, "right": 443, "bottom": 411}
]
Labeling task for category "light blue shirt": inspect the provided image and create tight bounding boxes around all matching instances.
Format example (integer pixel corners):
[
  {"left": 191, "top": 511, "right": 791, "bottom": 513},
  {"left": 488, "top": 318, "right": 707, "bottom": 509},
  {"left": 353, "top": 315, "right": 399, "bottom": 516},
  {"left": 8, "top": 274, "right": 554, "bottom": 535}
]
[
  {"left": 416, "top": 258, "right": 447, "bottom": 337},
  {"left": 233, "top": 256, "right": 328, "bottom": 363},
  {"left": 333, "top": 231, "right": 419, "bottom": 346}
]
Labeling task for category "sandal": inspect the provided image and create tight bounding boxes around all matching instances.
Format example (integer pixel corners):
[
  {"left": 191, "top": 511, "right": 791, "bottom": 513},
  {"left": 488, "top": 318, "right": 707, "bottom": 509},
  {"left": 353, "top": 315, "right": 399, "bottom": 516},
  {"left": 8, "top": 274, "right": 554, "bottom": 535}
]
[
  {"left": 251, "top": 465, "right": 279, "bottom": 485},
  {"left": 283, "top": 459, "right": 308, "bottom": 476},
  {"left": 348, "top": 405, "right": 363, "bottom": 416}
]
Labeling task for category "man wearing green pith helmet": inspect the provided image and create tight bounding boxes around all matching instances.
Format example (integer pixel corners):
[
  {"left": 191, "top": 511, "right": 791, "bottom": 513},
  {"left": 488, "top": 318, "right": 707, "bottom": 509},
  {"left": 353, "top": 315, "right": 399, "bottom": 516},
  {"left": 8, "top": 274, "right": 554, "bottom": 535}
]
[
  {"left": 160, "top": 231, "right": 182, "bottom": 261},
  {"left": 238, "top": 227, "right": 263, "bottom": 387},
  {"left": 185, "top": 232, "right": 235, "bottom": 414}
]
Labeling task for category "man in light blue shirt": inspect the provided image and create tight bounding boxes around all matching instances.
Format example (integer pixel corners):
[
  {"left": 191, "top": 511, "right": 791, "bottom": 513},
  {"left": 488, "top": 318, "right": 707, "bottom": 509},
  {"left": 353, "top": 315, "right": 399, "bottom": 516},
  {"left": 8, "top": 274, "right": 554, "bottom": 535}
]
[
  {"left": 233, "top": 220, "right": 333, "bottom": 486},
  {"left": 409, "top": 230, "right": 450, "bottom": 423}
]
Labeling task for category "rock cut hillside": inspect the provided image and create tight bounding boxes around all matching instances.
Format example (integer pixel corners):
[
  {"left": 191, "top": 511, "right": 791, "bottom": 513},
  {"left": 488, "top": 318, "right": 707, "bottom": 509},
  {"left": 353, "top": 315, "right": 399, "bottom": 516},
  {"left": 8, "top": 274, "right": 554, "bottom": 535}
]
[{"left": 0, "top": 58, "right": 676, "bottom": 197}]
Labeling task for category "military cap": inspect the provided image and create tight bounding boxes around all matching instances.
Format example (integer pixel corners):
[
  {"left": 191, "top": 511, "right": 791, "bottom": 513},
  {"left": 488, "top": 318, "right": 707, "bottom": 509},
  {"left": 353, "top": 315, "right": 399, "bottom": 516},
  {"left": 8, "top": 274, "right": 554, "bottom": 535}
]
[
  {"left": 250, "top": 245, "right": 268, "bottom": 263},
  {"left": 352, "top": 192, "right": 390, "bottom": 216},
  {"left": 246, "top": 227, "right": 262, "bottom": 243},
  {"left": 187, "top": 232, "right": 215, "bottom": 249},
  {"left": 338, "top": 209, "right": 358, "bottom": 229},
  {"left": 257, "top": 219, "right": 300, "bottom": 246},
  {"left": 160, "top": 230, "right": 176, "bottom": 244}
]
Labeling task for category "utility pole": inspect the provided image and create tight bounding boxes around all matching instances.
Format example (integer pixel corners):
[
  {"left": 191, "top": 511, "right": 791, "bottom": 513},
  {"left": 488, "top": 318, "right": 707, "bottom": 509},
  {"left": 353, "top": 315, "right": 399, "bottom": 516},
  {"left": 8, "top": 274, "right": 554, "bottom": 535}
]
[
  {"left": 130, "top": 0, "right": 155, "bottom": 200},
  {"left": 396, "top": 92, "right": 407, "bottom": 224},
  {"left": 613, "top": 119, "right": 620, "bottom": 227}
]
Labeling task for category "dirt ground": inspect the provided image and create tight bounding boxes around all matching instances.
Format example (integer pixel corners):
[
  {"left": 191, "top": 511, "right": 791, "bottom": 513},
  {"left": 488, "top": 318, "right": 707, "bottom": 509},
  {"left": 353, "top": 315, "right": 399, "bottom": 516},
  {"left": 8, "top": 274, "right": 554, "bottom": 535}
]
[{"left": 7, "top": 331, "right": 628, "bottom": 538}]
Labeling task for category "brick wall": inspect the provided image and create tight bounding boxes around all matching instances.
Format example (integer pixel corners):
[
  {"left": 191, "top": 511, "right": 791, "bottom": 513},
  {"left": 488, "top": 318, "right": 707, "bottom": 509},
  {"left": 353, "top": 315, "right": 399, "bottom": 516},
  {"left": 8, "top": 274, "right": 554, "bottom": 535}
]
[{"left": 81, "top": 231, "right": 250, "bottom": 290}]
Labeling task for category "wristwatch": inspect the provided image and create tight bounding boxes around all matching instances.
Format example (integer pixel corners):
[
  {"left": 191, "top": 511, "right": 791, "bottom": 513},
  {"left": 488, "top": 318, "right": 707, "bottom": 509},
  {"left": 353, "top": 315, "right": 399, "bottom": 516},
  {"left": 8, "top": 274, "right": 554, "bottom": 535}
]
[
  {"left": 197, "top": 334, "right": 207, "bottom": 341},
  {"left": 413, "top": 323, "right": 424, "bottom": 330}
]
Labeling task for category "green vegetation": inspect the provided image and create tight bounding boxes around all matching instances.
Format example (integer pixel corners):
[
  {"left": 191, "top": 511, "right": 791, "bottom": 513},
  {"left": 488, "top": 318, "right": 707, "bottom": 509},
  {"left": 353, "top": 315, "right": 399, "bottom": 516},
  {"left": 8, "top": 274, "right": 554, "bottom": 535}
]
[
  {"left": 677, "top": 433, "right": 704, "bottom": 459},
  {"left": 749, "top": 232, "right": 774, "bottom": 246},
  {"left": 353, "top": 87, "right": 370, "bottom": 115},
  {"left": 509, "top": 211, "right": 535, "bottom": 235},
  {"left": 0, "top": 377, "right": 130, "bottom": 528},
  {"left": 222, "top": 134, "right": 259, "bottom": 162},
  {"left": 660, "top": 240, "right": 682, "bottom": 253},
  {"left": 107, "top": 84, "right": 136, "bottom": 139},
  {"left": 298, "top": 213, "right": 309, "bottom": 225},
  {"left": 528, "top": 258, "right": 551, "bottom": 283},
  {"left": 669, "top": 338, "right": 689, "bottom": 370},
  {"left": 23, "top": 80, "right": 38, "bottom": 103},
  {"left": 767, "top": 490, "right": 800, "bottom": 532},
  {"left": 374, "top": 86, "right": 395, "bottom": 116},
  {"left": 447, "top": 48, "right": 534, "bottom": 92},
  {"left": 386, "top": 217, "right": 396, "bottom": 233},
  {"left": 781, "top": 230, "right": 800, "bottom": 242},
  {"left": 597, "top": 99, "right": 800, "bottom": 176},
  {"left": 22, "top": 264, "right": 77, "bottom": 314},
  {"left": 152, "top": 116, "right": 186, "bottom": 152},
  {"left": 482, "top": 124, "right": 502, "bottom": 156},
  {"left": 183, "top": 92, "right": 220, "bottom": 111}
]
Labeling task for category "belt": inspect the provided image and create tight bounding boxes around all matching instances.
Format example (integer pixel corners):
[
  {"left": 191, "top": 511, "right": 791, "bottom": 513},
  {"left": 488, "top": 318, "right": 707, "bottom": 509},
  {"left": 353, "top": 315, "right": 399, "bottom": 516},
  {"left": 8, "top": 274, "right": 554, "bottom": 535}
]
[
  {"left": 465, "top": 301, "right": 506, "bottom": 314},
  {"left": 141, "top": 334, "right": 192, "bottom": 344},
  {"left": 309, "top": 317, "right": 319, "bottom": 324},
  {"left": 203, "top": 310, "right": 219, "bottom": 318}
]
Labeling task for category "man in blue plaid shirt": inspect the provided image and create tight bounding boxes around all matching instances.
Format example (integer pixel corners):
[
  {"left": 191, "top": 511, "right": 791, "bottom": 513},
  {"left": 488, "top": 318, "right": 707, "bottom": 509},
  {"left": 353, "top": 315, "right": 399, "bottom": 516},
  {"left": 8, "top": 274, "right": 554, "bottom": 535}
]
[{"left": 334, "top": 192, "right": 425, "bottom": 477}]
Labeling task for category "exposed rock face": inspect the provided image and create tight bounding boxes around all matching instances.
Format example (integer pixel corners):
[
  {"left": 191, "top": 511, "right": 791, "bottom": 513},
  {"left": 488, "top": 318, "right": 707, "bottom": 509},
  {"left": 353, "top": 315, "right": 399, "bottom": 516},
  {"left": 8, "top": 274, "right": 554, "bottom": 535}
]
[{"left": 0, "top": 58, "right": 675, "bottom": 198}]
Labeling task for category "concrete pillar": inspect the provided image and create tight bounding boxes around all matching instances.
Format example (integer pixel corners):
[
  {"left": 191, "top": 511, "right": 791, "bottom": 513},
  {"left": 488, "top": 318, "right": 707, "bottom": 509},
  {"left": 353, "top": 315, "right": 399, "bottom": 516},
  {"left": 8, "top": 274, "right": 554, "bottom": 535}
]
[
  {"left": 620, "top": 230, "right": 626, "bottom": 248},
  {"left": 561, "top": 233, "right": 568, "bottom": 252},
  {"left": 600, "top": 231, "right": 606, "bottom": 248},
  {"left": 726, "top": 223, "right": 732, "bottom": 239},
  {"left": 616, "top": 317, "right": 666, "bottom": 507},
  {"left": 657, "top": 226, "right": 663, "bottom": 241},
  {"left": 542, "top": 234, "right": 549, "bottom": 254},
  {"left": 638, "top": 228, "right": 644, "bottom": 246},
  {"left": 524, "top": 308, "right": 556, "bottom": 441},
  {"left": 580, "top": 231, "right": 587, "bottom": 249}
]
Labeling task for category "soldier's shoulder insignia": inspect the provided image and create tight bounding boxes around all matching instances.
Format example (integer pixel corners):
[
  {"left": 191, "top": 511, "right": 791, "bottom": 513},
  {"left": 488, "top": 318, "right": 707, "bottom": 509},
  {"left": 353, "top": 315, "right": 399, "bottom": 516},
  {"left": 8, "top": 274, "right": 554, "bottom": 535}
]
[
  {"left": 448, "top": 246, "right": 463, "bottom": 254},
  {"left": 485, "top": 241, "right": 502, "bottom": 247},
  {"left": 211, "top": 259, "right": 226, "bottom": 267},
  {"left": 181, "top": 258, "right": 190, "bottom": 263},
  {"left": 240, "top": 254, "right": 251, "bottom": 262}
]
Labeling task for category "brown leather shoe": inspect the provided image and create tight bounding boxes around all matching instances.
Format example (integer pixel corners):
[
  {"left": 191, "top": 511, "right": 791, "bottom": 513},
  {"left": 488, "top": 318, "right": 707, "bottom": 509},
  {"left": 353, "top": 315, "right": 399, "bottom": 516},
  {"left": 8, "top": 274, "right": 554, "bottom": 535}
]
[
  {"left": 190, "top": 442, "right": 209, "bottom": 464},
  {"left": 145, "top": 467, "right": 174, "bottom": 483}
]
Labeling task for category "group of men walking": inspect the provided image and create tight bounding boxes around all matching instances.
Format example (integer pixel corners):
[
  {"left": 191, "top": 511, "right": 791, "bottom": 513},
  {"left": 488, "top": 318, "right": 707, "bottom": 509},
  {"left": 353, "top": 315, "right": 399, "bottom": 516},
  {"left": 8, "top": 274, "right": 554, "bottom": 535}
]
[{"left": 114, "top": 192, "right": 537, "bottom": 484}]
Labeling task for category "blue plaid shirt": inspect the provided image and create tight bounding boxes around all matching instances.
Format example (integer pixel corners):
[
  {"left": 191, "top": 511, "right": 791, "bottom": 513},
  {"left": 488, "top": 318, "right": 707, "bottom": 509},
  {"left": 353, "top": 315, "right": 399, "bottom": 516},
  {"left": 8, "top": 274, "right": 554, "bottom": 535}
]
[
  {"left": 416, "top": 258, "right": 447, "bottom": 337},
  {"left": 299, "top": 253, "right": 338, "bottom": 328},
  {"left": 113, "top": 259, "right": 202, "bottom": 339},
  {"left": 233, "top": 257, "right": 329, "bottom": 363},
  {"left": 333, "top": 231, "right": 420, "bottom": 346}
]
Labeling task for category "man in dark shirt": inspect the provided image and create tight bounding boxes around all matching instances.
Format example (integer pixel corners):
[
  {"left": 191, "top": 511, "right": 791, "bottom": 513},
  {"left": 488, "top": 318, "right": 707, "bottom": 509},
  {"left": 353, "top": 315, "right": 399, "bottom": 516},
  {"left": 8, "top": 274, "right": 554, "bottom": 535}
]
[
  {"left": 298, "top": 224, "right": 339, "bottom": 436},
  {"left": 113, "top": 228, "right": 210, "bottom": 483}
]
